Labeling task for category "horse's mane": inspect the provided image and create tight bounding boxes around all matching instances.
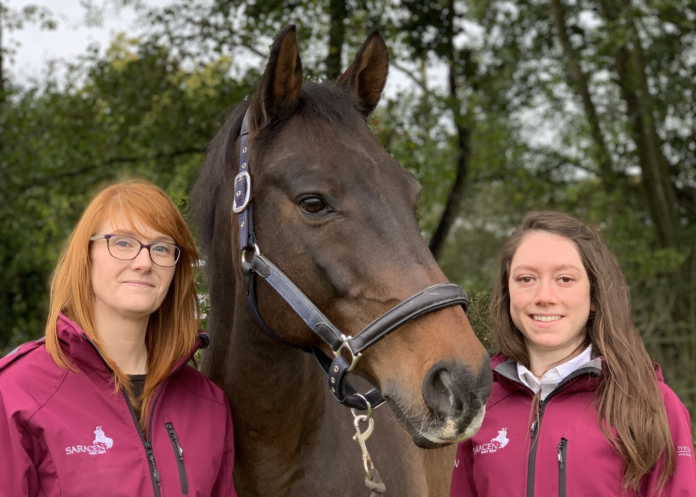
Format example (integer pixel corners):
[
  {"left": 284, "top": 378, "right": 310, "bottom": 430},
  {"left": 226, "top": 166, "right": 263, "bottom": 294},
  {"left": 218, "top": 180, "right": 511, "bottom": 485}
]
[
  {"left": 191, "top": 82, "right": 357, "bottom": 256},
  {"left": 191, "top": 102, "right": 248, "bottom": 256}
]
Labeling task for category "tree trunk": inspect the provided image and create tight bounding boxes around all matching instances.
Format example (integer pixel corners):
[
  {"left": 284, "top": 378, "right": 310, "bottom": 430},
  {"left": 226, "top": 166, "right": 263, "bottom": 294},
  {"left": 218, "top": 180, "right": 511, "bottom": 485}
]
[
  {"left": 596, "top": 0, "right": 681, "bottom": 248},
  {"left": 549, "top": 0, "right": 616, "bottom": 188},
  {"left": 428, "top": 0, "right": 472, "bottom": 262},
  {"left": 324, "top": 0, "right": 347, "bottom": 81}
]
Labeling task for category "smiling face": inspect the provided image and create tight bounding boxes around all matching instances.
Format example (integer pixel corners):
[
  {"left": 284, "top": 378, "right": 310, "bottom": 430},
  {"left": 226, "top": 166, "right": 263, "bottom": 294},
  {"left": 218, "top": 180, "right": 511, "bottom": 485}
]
[
  {"left": 508, "top": 231, "right": 592, "bottom": 367},
  {"left": 90, "top": 214, "right": 176, "bottom": 322}
]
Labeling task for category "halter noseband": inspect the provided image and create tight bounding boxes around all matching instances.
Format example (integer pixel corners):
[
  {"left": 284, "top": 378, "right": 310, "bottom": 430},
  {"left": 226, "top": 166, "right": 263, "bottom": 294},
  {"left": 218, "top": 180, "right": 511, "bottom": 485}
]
[{"left": 232, "top": 110, "right": 471, "bottom": 411}]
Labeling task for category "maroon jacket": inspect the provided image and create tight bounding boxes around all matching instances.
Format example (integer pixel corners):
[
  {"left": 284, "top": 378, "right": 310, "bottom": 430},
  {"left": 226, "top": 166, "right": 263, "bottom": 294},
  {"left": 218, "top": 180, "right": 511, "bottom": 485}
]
[
  {"left": 451, "top": 353, "right": 696, "bottom": 496},
  {"left": 0, "top": 314, "right": 237, "bottom": 497}
]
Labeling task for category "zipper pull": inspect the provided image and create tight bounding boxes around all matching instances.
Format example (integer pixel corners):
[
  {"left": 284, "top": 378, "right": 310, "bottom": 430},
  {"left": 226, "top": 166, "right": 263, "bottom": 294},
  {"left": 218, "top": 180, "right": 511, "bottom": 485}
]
[
  {"left": 145, "top": 442, "right": 161, "bottom": 486},
  {"left": 530, "top": 419, "right": 537, "bottom": 439},
  {"left": 166, "top": 422, "right": 184, "bottom": 461},
  {"left": 558, "top": 438, "right": 567, "bottom": 470}
]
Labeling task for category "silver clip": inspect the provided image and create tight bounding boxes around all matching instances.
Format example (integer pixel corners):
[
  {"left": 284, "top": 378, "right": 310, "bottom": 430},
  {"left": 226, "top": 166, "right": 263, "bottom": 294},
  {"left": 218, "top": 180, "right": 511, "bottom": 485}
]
[{"left": 352, "top": 414, "right": 376, "bottom": 477}]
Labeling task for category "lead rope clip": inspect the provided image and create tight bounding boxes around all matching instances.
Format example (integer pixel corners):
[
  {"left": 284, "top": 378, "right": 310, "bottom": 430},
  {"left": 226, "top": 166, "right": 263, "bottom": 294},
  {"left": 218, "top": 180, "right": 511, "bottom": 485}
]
[{"left": 351, "top": 396, "right": 386, "bottom": 496}]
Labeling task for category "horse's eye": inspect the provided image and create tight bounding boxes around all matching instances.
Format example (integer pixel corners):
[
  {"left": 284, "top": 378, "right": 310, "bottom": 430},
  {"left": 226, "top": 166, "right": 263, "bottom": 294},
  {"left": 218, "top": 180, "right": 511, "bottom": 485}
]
[{"left": 299, "top": 196, "right": 328, "bottom": 215}]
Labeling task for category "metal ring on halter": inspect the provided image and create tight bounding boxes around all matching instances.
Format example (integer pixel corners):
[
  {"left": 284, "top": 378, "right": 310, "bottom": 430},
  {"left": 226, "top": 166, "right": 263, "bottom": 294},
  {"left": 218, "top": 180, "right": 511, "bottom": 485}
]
[
  {"left": 333, "top": 335, "right": 362, "bottom": 372},
  {"left": 350, "top": 393, "right": 372, "bottom": 420},
  {"left": 241, "top": 243, "right": 261, "bottom": 264}
]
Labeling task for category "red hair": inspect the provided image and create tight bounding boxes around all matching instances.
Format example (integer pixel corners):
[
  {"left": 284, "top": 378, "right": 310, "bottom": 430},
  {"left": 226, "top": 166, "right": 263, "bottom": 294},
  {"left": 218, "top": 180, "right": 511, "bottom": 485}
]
[{"left": 45, "top": 181, "right": 200, "bottom": 433}]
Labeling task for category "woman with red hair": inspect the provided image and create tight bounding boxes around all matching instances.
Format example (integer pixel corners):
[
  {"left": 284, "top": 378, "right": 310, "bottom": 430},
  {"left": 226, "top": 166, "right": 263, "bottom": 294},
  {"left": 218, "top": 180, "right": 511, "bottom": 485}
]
[{"left": 0, "top": 181, "right": 237, "bottom": 496}]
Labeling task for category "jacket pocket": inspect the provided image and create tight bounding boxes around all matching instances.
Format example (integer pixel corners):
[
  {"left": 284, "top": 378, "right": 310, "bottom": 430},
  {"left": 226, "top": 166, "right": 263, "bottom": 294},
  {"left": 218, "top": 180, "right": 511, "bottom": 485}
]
[
  {"left": 165, "top": 422, "right": 189, "bottom": 495},
  {"left": 558, "top": 437, "right": 568, "bottom": 497}
]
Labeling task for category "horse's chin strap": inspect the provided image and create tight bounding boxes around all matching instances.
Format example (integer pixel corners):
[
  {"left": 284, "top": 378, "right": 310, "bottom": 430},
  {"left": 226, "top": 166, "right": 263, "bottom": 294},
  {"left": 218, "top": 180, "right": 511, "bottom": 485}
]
[{"left": 233, "top": 109, "right": 470, "bottom": 411}]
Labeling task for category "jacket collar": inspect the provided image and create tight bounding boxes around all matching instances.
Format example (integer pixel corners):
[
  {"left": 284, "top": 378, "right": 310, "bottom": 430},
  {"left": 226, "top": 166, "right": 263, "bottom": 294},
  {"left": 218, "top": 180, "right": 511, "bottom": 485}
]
[
  {"left": 491, "top": 351, "right": 603, "bottom": 397},
  {"left": 57, "top": 313, "right": 209, "bottom": 379}
]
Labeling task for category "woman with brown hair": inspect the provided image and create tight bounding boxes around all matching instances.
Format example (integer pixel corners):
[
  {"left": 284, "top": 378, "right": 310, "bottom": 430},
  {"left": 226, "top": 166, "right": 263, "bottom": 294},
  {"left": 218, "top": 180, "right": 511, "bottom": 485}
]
[
  {"left": 451, "top": 211, "right": 696, "bottom": 496},
  {"left": 0, "top": 181, "right": 237, "bottom": 496}
]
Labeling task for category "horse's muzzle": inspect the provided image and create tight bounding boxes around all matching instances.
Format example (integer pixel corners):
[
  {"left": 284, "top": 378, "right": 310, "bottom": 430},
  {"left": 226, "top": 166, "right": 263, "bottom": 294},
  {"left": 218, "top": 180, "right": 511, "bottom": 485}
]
[{"left": 418, "top": 358, "right": 492, "bottom": 447}]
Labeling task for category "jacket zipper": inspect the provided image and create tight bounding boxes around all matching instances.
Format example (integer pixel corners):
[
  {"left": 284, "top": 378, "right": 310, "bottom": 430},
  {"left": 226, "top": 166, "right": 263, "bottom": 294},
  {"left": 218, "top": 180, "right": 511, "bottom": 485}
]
[
  {"left": 83, "top": 334, "right": 202, "bottom": 496},
  {"left": 558, "top": 437, "right": 568, "bottom": 497},
  {"left": 526, "top": 400, "right": 546, "bottom": 497},
  {"left": 515, "top": 366, "right": 597, "bottom": 497},
  {"left": 83, "top": 336, "right": 163, "bottom": 496},
  {"left": 165, "top": 422, "right": 189, "bottom": 495},
  {"left": 122, "top": 394, "right": 162, "bottom": 497}
]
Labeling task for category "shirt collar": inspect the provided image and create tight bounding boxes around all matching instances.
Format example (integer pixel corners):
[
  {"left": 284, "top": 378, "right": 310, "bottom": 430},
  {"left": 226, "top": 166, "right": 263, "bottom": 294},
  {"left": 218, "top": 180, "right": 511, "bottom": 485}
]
[{"left": 516, "top": 345, "right": 593, "bottom": 397}]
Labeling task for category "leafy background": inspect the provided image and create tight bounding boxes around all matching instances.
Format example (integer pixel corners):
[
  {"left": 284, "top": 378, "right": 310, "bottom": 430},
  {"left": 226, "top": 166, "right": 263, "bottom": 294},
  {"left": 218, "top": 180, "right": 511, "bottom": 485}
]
[{"left": 2, "top": 0, "right": 695, "bottom": 426}]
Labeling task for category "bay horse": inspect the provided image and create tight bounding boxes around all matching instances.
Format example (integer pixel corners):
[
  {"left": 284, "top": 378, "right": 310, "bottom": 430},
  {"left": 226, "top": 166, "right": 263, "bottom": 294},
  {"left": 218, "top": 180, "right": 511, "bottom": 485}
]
[{"left": 192, "top": 25, "right": 492, "bottom": 496}]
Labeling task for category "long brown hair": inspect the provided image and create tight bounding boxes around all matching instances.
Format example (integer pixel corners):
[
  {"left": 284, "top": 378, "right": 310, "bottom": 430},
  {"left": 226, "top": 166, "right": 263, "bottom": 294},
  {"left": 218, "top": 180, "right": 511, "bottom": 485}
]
[
  {"left": 491, "top": 211, "right": 675, "bottom": 492},
  {"left": 45, "top": 181, "right": 200, "bottom": 433}
]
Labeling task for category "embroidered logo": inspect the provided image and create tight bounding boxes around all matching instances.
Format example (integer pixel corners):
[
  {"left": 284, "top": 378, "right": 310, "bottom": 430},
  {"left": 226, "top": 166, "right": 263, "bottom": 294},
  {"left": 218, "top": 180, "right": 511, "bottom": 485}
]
[
  {"left": 472, "top": 427, "right": 509, "bottom": 455},
  {"left": 65, "top": 426, "right": 114, "bottom": 456},
  {"left": 677, "top": 445, "right": 692, "bottom": 457}
]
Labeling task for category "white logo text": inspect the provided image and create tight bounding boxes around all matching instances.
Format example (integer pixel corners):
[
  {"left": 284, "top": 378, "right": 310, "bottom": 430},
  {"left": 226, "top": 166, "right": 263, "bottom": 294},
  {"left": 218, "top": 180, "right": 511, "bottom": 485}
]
[
  {"left": 65, "top": 427, "right": 114, "bottom": 456},
  {"left": 473, "top": 428, "right": 509, "bottom": 455}
]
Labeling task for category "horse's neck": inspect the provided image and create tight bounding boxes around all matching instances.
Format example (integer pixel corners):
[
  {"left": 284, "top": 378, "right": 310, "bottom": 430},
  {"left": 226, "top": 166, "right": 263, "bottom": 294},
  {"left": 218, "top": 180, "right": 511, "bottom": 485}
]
[
  {"left": 205, "top": 285, "right": 453, "bottom": 496},
  {"left": 221, "top": 302, "right": 332, "bottom": 491},
  {"left": 228, "top": 304, "right": 324, "bottom": 403}
]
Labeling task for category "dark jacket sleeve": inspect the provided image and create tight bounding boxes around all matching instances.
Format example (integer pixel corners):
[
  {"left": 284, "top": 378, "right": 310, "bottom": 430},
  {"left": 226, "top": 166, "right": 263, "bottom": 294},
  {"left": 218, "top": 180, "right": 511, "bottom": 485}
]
[
  {"left": 0, "top": 389, "right": 39, "bottom": 497},
  {"left": 211, "top": 396, "right": 237, "bottom": 497},
  {"left": 644, "top": 383, "right": 696, "bottom": 495},
  {"left": 450, "top": 438, "right": 477, "bottom": 496}
]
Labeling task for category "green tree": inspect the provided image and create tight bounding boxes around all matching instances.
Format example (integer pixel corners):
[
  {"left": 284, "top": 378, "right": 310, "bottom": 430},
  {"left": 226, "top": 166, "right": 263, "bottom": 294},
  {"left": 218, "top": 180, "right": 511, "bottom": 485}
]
[
  {"left": 0, "top": 32, "right": 252, "bottom": 351},
  {"left": 3, "top": 0, "right": 695, "bottom": 423}
]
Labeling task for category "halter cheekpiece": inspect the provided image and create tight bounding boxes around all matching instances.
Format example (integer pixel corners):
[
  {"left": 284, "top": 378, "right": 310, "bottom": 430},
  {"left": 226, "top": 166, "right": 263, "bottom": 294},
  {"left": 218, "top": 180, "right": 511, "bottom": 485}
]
[{"left": 233, "top": 109, "right": 471, "bottom": 411}]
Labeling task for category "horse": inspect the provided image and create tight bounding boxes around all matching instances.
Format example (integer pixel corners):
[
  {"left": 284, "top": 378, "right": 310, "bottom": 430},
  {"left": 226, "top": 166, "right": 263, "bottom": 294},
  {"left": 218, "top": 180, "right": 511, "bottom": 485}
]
[{"left": 191, "top": 25, "right": 492, "bottom": 496}]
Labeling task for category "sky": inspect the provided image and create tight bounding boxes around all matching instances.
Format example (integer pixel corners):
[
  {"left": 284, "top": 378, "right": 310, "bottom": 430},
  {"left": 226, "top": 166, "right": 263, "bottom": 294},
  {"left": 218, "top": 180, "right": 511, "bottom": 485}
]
[
  {"left": 5, "top": 0, "right": 427, "bottom": 98},
  {"left": 4, "top": 0, "right": 560, "bottom": 149},
  {"left": 6, "top": 0, "right": 170, "bottom": 84}
]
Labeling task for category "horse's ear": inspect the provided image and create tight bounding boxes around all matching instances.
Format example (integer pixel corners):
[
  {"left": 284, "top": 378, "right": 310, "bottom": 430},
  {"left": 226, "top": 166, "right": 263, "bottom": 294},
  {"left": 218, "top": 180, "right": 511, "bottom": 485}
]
[
  {"left": 249, "top": 25, "right": 303, "bottom": 132},
  {"left": 336, "top": 30, "right": 389, "bottom": 118}
]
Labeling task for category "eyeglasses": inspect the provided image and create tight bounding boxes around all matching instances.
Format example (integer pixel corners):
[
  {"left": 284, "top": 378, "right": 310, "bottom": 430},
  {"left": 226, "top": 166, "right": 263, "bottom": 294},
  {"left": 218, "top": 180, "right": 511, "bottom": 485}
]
[{"left": 90, "top": 234, "right": 183, "bottom": 267}]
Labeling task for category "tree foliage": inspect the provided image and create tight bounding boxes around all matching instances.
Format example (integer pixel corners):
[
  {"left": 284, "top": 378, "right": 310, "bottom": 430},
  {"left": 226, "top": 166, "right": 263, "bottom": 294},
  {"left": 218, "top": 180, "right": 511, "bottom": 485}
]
[{"left": 2, "top": 0, "right": 695, "bottom": 418}]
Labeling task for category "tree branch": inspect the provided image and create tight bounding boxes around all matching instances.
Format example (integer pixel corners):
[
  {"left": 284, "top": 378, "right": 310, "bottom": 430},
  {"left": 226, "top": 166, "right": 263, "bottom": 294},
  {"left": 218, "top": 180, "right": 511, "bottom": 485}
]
[
  {"left": 390, "top": 60, "right": 431, "bottom": 95},
  {"left": 428, "top": 0, "right": 471, "bottom": 261},
  {"left": 4, "top": 147, "right": 206, "bottom": 201},
  {"left": 549, "top": 0, "right": 616, "bottom": 188}
]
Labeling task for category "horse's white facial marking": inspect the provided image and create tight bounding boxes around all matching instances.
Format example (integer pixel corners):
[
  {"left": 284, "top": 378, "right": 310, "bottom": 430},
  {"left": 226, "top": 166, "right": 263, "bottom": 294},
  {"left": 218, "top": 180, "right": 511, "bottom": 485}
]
[
  {"left": 408, "top": 368, "right": 487, "bottom": 444},
  {"left": 418, "top": 405, "right": 486, "bottom": 445},
  {"left": 460, "top": 405, "right": 486, "bottom": 440}
]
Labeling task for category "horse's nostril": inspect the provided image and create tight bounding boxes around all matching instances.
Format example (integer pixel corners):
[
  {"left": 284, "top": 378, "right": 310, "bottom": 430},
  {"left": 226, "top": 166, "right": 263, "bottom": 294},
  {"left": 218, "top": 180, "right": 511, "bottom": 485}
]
[
  {"left": 430, "top": 369, "right": 448, "bottom": 395},
  {"left": 423, "top": 364, "right": 459, "bottom": 415},
  {"left": 422, "top": 361, "right": 487, "bottom": 419}
]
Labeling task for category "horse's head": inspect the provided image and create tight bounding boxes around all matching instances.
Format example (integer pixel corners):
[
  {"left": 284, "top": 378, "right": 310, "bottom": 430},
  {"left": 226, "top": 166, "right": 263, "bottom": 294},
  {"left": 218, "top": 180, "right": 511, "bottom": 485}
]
[{"left": 212, "top": 26, "right": 491, "bottom": 448}]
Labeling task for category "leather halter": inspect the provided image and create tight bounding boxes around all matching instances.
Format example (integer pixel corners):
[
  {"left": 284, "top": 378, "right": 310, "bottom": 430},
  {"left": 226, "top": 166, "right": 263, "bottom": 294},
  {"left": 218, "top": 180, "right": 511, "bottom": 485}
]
[{"left": 233, "top": 110, "right": 471, "bottom": 411}]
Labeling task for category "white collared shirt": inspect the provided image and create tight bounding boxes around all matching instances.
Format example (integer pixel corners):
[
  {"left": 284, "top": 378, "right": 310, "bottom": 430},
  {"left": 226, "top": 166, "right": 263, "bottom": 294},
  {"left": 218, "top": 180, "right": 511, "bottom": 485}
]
[{"left": 517, "top": 345, "right": 593, "bottom": 400}]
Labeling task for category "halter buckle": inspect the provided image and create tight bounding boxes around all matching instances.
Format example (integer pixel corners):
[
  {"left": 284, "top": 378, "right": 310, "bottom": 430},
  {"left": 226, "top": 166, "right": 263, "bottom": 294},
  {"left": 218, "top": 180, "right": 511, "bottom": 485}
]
[
  {"left": 233, "top": 171, "right": 251, "bottom": 213},
  {"left": 333, "top": 335, "right": 361, "bottom": 372}
]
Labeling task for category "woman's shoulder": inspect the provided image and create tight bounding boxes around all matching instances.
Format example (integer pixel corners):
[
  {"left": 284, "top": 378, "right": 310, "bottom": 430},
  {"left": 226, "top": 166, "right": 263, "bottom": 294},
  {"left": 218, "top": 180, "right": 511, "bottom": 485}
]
[
  {"left": 169, "top": 363, "right": 229, "bottom": 407},
  {"left": 0, "top": 339, "right": 68, "bottom": 413},
  {"left": 0, "top": 339, "right": 62, "bottom": 379},
  {"left": 657, "top": 376, "right": 690, "bottom": 418},
  {"left": 652, "top": 363, "right": 688, "bottom": 412}
]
